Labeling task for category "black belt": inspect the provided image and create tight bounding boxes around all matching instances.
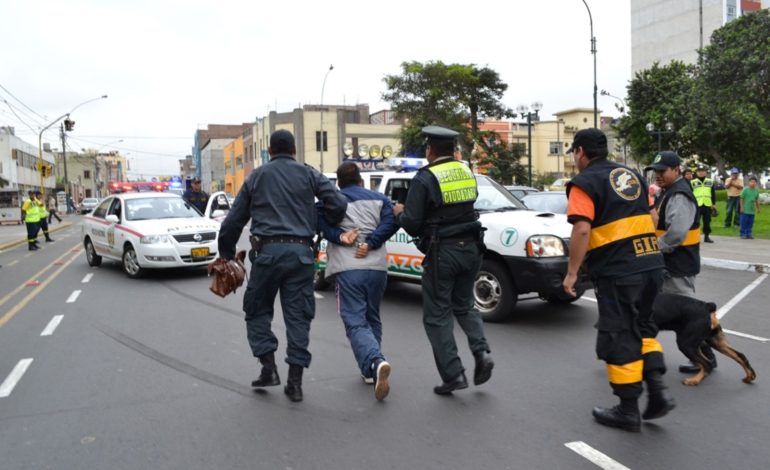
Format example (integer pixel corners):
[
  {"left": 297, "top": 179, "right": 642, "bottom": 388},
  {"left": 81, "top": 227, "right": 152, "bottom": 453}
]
[
  {"left": 259, "top": 236, "right": 313, "bottom": 246},
  {"left": 439, "top": 236, "right": 477, "bottom": 244}
]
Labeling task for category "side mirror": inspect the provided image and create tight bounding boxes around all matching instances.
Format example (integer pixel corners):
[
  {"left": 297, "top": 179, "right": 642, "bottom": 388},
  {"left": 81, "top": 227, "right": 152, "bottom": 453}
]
[
  {"left": 105, "top": 214, "right": 119, "bottom": 223},
  {"left": 211, "top": 209, "right": 225, "bottom": 218}
]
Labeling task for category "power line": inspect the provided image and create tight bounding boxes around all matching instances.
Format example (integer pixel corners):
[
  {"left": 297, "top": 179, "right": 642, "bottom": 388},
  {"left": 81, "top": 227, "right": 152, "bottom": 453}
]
[{"left": 0, "top": 83, "right": 47, "bottom": 121}]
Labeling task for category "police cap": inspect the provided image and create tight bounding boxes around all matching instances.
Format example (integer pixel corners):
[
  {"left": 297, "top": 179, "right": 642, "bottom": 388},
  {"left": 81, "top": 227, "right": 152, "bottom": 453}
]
[
  {"left": 566, "top": 128, "right": 607, "bottom": 154},
  {"left": 644, "top": 151, "right": 681, "bottom": 171},
  {"left": 696, "top": 164, "right": 708, "bottom": 172},
  {"left": 422, "top": 125, "right": 459, "bottom": 142}
]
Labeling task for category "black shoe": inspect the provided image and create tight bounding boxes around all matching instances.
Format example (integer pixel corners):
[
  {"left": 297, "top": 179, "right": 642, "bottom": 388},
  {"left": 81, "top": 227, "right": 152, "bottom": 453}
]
[
  {"left": 704, "top": 236, "right": 714, "bottom": 243},
  {"left": 592, "top": 405, "right": 641, "bottom": 432},
  {"left": 473, "top": 351, "right": 494, "bottom": 386},
  {"left": 284, "top": 364, "right": 303, "bottom": 402},
  {"left": 373, "top": 359, "right": 391, "bottom": 401},
  {"left": 251, "top": 368, "right": 280, "bottom": 387},
  {"left": 29, "top": 245, "right": 39, "bottom": 251},
  {"left": 46, "top": 238, "right": 54, "bottom": 242},
  {"left": 433, "top": 372, "right": 469, "bottom": 395},
  {"left": 643, "top": 392, "right": 676, "bottom": 420},
  {"left": 678, "top": 362, "right": 701, "bottom": 373}
]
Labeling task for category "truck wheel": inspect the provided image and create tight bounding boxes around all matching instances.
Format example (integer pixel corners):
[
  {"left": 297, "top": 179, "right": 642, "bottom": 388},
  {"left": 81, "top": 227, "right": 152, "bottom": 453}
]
[
  {"left": 474, "top": 260, "right": 516, "bottom": 322},
  {"left": 314, "top": 268, "right": 331, "bottom": 291},
  {"left": 84, "top": 237, "right": 102, "bottom": 267},
  {"left": 122, "top": 245, "right": 145, "bottom": 279},
  {"left": 543, "top": 286, "right": 586, "bottom": 304}
]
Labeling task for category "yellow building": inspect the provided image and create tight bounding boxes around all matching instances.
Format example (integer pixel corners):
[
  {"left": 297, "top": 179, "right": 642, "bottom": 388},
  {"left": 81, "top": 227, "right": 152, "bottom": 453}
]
[{"left": 223, "top": 136, "right": 245, "bottom": 196}]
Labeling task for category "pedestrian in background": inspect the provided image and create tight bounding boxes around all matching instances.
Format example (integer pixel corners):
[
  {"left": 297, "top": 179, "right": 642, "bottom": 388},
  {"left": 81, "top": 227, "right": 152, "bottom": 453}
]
[
  {"left": 692, "top": 165, "right": 716, "bottom": 243},
  {"left": 21, "top": 190, "right": 40, "bottom": 251},
  {"left": 217, "top": 130, "right": 347, "bottom": 402},
  {"left": 682, "top": 168, "right": 694, "bottom": 182},
  {"left": 35, "top": 191, "right": 54, "bottom": 243},
  {"left": 393, "top": 125, "right": 494, "bottom": 395},
  {"left": 47, "top": 194, "right": 62, "bottom": 223},
  {"left": 739, "top": 176, "right": 761, "bottom": 239},
  {"left": 183, "top": 177, "right": 209, "bottom": 214},
  {"left": 564, "top": 129, "right": 674, "bottom": 433},
  {"left": 724, "top": 168, "right": 744, "bottom": 228},
  {"left": 317, "top": 162, "right": 399, "bottom": 401}
]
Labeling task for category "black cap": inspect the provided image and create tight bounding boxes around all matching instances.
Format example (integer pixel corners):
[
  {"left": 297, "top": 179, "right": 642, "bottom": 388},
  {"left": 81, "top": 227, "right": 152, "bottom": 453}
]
[
  {"left": 644, "top": 151, "right": 681, "bottom": 171},
  {"left": 566, "top": 128, "right": 607, "bottom": 154},
  {"left": 696, "top": 164, "right": 708, "bottom": 171},
  {"left": 192, "top": 177, "right": 201, "bottom": 183},
  {"left": 269, "top": 129, "right": 295, "bottom": 150},
  {"left": 422, "top": 125, "right": 459, "bottom": 142}
]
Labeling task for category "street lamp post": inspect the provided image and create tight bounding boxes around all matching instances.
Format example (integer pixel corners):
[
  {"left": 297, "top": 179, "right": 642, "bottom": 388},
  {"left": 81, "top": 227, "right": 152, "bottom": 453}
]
[
  {"left": 645, "top": 121, "right": 674, "bottom": 152},
  {"left": 600, "top": 90, "right": 629, "bottom": 164},
  {"left": 319, "top": 64, "right": 334, "bottom": 173},
  {"left": 582, "top": 0, "right": 598, "bottom": 128},
  {"left": 557, "top": 118, "right": 565, "bottom": 177},
  {"left": 516, "top": 102, "right": 543, "bottom": 185}
]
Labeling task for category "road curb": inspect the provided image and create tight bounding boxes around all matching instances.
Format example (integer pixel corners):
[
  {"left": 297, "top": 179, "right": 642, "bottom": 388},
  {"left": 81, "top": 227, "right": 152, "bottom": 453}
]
[
  {"left": 0, "top": 221, "right": 74, "bottom": 252},
  {"left": 702, "top": 256, "right": 770, "bottom": 274}
]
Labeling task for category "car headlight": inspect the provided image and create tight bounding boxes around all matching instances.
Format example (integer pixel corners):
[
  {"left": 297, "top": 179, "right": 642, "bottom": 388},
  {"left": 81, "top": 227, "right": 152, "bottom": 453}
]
[
  {"left": 526, "top": 235, "right": 565, "bottom": 257},
  {"left": 140, "top": 234, "right": 170, "bottom": 244}
]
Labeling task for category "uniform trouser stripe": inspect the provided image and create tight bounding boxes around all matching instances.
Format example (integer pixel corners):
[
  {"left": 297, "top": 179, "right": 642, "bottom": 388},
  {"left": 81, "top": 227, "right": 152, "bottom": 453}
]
[
  {"left": 607, "top": 360, "right": 643, "bottom": 385},
  {"left": 641, "top": 338, "right": 663, "bottom": 355}
]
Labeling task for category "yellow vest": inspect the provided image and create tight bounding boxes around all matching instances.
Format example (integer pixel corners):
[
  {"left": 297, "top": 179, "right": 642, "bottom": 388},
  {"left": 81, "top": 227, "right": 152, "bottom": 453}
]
[
  {"left": 691, "top": 178, "right": 713, "bottom": 207},
  {"left": 426, "top": 160, "right": 477, "bottom": 205},
  {"left": 23, "top": 198, "right": 41, "bottom": 223},
  {"left": 37, "top": 198, "right": 48, "bottom": 217}
]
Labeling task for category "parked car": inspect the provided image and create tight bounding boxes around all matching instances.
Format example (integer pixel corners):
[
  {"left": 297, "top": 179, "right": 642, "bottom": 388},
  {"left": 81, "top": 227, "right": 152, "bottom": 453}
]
[
  {"left": 81, "top": 191, "right": 227, "bottom": 278},
  {"left": 79, "top": 197, "right": 100, "bottom": 214},
  {"left": 504, "top": 185, "right": 539, "bottom": 200},
  {"left": 521, "top": 191, "right": 568, "bottom": 214}
]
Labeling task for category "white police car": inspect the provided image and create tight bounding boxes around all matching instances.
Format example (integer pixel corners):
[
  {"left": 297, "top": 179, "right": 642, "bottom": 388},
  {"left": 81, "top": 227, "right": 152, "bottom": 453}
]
[
  {"left": 316, "top": 171, "right": 589, "bottom": 322},
  {"left": 82, "top": 191, "right": 228, "bottom": 278}
]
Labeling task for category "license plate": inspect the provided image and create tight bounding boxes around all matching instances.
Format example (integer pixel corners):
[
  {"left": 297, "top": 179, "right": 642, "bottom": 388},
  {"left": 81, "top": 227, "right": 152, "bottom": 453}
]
[{"left": 191, "top": 247, "right": 209, "bottom": 258}]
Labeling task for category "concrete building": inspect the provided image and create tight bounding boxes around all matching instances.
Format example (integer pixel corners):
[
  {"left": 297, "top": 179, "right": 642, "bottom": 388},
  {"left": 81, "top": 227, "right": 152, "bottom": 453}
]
[
  {"left": 632, "top": 0, "right": 767, "bottom": 73},
  {"left": 192, "top": 124, "right": 251, "bottom": 187},
  {"left": 0, "top": 126, "right": 56, "bottom": 223}
]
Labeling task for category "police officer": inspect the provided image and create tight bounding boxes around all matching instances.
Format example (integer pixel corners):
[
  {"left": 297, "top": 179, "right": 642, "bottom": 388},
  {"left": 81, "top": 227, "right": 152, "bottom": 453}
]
[
  {"left": 183, "top": 177, "right": 209, "bottom": 214},
  {"left": 21, "top": 190, "right": 41, "bottom": 251},
  {"left": 34, "top": 191, "right": 54, "bottom": 243},
  {"left": 692, "top": 165, "right": 716, "bottom": 243},
  {"left": 393, "top": 125, "right": 494, "bottom": 395},
  {"left": 563, "top": 129, "right": 674, "bottom": 432},
  {"left": 217, "top": 130, "right": 347, "bottom": 402}
]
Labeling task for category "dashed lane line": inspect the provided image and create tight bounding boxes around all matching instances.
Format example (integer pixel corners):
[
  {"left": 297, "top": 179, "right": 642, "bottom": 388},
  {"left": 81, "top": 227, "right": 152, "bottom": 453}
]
[
  {"left": 565, "top": 441, "right": 631, "bottom": 470},
  {"left": 66, "top": 290, "right": 82, "bottom": 303},
  {"left": 6, "top": 260, "right": 18, "bottom": 267},
  {"left": 0, "top": 358, "right": 34, "bottom": 398},
  {"left": 40, "top": 315, "right": 64, "bottom": 336},
  {"left": 82, "top": 273, "right": 94, "bottom": 283}
]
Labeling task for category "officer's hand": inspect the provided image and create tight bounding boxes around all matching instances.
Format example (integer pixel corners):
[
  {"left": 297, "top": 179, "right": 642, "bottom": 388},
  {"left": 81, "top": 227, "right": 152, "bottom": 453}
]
[
  {"left": 340, "top": 229, "right": 359, "bottom": 246},
  {"left": 355, "top": 242, "right": 369, "bottom": 258},
  {"left": 563, "top": 272, "right": 578, "bottom": 297},
  {"left": 393, "top": 203, "right": 404, "bottom": 217}
]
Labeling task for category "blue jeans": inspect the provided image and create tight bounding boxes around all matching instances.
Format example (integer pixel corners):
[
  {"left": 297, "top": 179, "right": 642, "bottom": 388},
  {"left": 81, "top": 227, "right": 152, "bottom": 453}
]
[
  {"left": 740, "top": 213, "right": 755, "bottom": 238},
  {"left": 335, "top": 270, "right": 388, "bottom": 377}
]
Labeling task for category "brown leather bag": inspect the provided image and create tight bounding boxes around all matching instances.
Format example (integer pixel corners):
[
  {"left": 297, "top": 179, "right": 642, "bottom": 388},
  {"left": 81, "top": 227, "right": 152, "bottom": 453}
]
[{"left": 208, "top": 251, "right": 247, "bottom": 297}]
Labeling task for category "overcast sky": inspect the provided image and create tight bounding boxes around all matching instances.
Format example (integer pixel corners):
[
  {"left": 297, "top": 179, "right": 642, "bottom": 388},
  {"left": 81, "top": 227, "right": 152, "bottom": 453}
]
[{"left": 1, "top": 0, "right": 631, "bottom": 178}]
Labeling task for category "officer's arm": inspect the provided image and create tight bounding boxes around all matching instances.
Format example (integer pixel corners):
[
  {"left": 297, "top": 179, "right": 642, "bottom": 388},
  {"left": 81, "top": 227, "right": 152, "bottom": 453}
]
[
  {"left": 657, "top": 194, "right": 696, "bottom": 252},
  {"left": 315, "top": 173, "right": 347, "bottom": 225},
  {"left": 367, "top": 196, "right": 398, "bottom": 250},
  {"left": 217, "top": 184, "right": 251, "bottom": 259},
  {"left": 397, "top": 178, "right": 428, "bottom": 237},
  {"left": 711, "top": 185, "right": 716, "bottom": 205},
  {"left": 316, "top": 203, "right": 344, "bottom": 245}
]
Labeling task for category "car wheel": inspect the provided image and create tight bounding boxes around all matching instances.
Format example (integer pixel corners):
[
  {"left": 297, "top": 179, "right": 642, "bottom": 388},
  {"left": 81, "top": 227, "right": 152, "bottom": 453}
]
[
  {"left": 474, "top": 259, "right": 517, "bottom": 322},
  {"left": 543, "top": 286, "right": 586, "bottom": 304},
  {"left": 122, "top": 245, "right": 144, "bottom": 279},
  {"left": 314, "top": 268, "right": 332, "bottom": 291},
  {"left": 84, "top": 237, "right": 102, "bottom": 267}
]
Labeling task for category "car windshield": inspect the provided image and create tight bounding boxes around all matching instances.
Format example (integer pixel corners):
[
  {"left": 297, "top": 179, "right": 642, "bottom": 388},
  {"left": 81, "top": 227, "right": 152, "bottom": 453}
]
[
  {"left": 475, "top": 176, "right": 527, "bottom": 211},
  {"left": 125, "top": 197, "right": 202, "bottom": 221},
  {"left": 522, "top": 192, "right": 568, "bottom": 214}
]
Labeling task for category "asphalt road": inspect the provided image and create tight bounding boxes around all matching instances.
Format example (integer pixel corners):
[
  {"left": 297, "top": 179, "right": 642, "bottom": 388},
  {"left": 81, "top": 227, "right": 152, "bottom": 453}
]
[{"left": 0, "top": 223, "right": 768, "bottom": 469}]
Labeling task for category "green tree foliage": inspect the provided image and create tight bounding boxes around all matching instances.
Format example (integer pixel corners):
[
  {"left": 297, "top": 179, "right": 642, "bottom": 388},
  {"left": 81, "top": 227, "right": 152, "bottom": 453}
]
[
  {"left": 381, "top": 61, "right": 512, "bottom": 156},
  {"left": 475, "top": 133, "right": 528, "bottom": 185}
]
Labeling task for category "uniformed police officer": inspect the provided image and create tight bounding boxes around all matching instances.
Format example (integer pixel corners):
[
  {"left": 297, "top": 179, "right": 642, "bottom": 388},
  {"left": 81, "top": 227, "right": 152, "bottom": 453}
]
[
  {"left": 217, "top": 129, "right": 347, "bottom": 402},
  {"left": 692, "top": 165, "right": 716, "bottom": 243},
  {"left": 34, "top": 191, "right": 54, "bottom": 243},
  {"left": 183, "top": 177, "right": 209, "bottom": 214},
  {"left": 393, "top": 125, "right": 494, "bottom": 395},
  {"left": 563, "top": 128, "right": 675, "bottom": 432},
  {"left": 21, "top": 190, "right": 41, "bottom": 251}
]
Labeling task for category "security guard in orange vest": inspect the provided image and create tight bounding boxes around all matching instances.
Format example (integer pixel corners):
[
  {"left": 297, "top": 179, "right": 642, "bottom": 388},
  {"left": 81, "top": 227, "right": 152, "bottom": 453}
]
[
  {"left": 563, "top": 129, "right": 675, "bottom": 432},
  {"left": 691, "top": 165, "right": 716, "bottom": 243},
  {"left": 394, "top": 125, "right": 494, "bottom": 395}
]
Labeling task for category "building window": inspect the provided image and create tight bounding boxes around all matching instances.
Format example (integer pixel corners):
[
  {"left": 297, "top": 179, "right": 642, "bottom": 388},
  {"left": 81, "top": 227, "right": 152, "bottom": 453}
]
[
  {"left": 83, "top": 170, "right": 91, "bottom": 179},
  {"left": 549, "top": 142, "right": 562, "bottom": 155},
  {"left": 315, "top": 131, "right": 328, "bottom": 151}
]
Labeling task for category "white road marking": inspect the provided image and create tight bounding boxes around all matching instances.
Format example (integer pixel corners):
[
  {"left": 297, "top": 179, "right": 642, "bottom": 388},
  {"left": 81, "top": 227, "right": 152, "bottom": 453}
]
[
  {"left": 565, "top": 441, "right": 631, "bottom": 470},
  {"left": 0, "top": 358, "right": 34, "bottom": 398},
  {"left": 40, "top": 315, "right": 64, "bottom": 336},
  {"left": 722, "top": 329, "right": 769, "bottom": 343},
  {"left": 717, "top": 273, "right": 768, "bottom": 320},
  {"left": 7, "top": 260, "right": 19, "bottom": 267},
  {"left": 66, "top": 290, "right": 82, "bottom": 303},
  {"left": 82, "top": 273, "right": 94, "bottom": 283},
  {"left": 314, "top": 293, "right": 324, "bottom": 300}
]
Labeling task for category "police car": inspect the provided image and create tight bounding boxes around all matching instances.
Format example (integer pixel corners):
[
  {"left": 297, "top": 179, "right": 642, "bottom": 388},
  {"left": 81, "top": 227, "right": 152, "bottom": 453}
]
[
  {"left": 316, "top": 171, "right": 589, "bottom": 322},
  {"left": 82, "top": 191, "right": 229, "bottom": 278}
]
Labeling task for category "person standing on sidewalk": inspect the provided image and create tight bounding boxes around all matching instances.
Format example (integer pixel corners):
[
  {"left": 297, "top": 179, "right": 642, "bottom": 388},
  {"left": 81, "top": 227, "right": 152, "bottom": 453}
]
[
  {"left": 692, "top": 165, "right": 716, "bottom": 243},
  {"left": 217, "top": 130, "right": 347, "bottom": 403},
  {"left": 393, "top": 125, "right": 494, "bottom": 395},
  {"left": 739, "top": 176, "right": 761, "bottom": 239},
  {"left": 21, "top": 191, "right": 41, "bottom": 251},
  {"left": 724, "top": 168, "right": 744, "bottom": 228},
  {"left": 564, "top": 129, "right": 674, "bottom": 433},
  {"left": 47, "top": 194, "right": 62, "bottom": 224},
  {"left": 317, "top": 162, "right": 399, "bottom": 401}
]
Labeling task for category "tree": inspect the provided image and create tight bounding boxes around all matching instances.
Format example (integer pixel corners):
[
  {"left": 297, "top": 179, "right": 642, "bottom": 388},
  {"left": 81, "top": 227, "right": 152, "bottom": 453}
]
[
  {"left": 381, "top": 61, "right": 513, "bottom": 157},
  {"left": 474, "top": 132, "right": 528, "bottom": 185}
]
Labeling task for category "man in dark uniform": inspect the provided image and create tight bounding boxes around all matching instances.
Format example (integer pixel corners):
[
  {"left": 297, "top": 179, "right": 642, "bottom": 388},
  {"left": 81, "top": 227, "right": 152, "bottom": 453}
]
[
  {"left": 393, "top": 125, "right": 494, "bottom": 395},
  {"left": 183, "top": 177, "right": 209, "bottom": 214},
  {"left": 691, "top": 165, "right": 716, "bottom": 243},
  {"left": 563, "top": 128, "right": 675, "bottom": 432},
  {"left": 217, "top": 130, "right": 347, "bottom": 402}
]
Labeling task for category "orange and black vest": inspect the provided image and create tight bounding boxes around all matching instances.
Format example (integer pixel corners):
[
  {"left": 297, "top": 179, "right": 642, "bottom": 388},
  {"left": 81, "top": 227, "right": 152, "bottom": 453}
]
[
  {"left": 568, "top": 158, "right": 664, "bottom": 279},
  {"left": 656, "top": 177, "right": 700, "bottom": 277}
]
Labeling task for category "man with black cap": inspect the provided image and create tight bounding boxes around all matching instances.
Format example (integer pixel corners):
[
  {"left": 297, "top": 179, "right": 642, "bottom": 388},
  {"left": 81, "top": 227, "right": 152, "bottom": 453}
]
[
  {"left": 393, "top": 125, "right": 494, "bottom": 395},
  {"left": 692, "top": 165, "right": 716, "bottom": 243},
  {"left": 217, "top": 129, "right": 347, "bottom": 402},
  {"left": 183, "top": 177, "right": 209, "bottom": 214},
  {"left": 563, "top": 129, "right": 674, "bottom": 432}
]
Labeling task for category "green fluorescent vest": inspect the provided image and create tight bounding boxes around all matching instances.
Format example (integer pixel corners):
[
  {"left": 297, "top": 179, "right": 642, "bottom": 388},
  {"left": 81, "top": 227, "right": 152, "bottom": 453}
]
[
  {"left": 426, "top": 160, "right": 477, "bottom": 205},
  {"left": 691, "top": 178, "right": 713, "bottom": 207}
]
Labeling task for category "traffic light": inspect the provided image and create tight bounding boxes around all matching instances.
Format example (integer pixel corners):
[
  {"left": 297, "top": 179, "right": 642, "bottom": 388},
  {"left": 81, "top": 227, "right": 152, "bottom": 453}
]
[{"left": 64, "top": 118, "right": 75, "bottom": 131}]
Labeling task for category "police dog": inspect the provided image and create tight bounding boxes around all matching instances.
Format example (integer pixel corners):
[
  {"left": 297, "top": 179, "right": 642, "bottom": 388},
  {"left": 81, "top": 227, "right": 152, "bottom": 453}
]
[{"left": 652, "top": 293, "right": 757, "bottom": 386}]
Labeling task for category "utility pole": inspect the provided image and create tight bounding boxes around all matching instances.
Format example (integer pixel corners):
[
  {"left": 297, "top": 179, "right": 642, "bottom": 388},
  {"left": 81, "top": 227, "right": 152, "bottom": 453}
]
[{"left": 60, "top": 123, "right": 68, "bottom": 196}]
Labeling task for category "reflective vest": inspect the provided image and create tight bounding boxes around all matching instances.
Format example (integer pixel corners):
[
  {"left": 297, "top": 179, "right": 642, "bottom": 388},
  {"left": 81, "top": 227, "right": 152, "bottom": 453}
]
[
  {"left": 37, "top": 198, "right": 48, "bottom": 217},
  {"left": 426, "top": 160, "right": 478, "bottom": 205},
  {"left": 568, "top": 158, "right": 664, "bottom": 279},
  {"left": 656, "top": 178, "right": 701, "bottom": 277},
  {"left": 23, "top": 198, "right": 41, "bottom": 223},
  {"left": 418, "top": 158, "right": 479, "bottom": 239},
  {"left": 691, "top": 178, "right": 713, "bottom": 207}
]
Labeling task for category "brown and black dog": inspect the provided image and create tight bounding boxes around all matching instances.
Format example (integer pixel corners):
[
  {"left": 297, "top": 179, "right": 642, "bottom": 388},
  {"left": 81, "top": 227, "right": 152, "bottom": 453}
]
[{"left": 652, "top": 293, "right": 757, "bottom": 386}]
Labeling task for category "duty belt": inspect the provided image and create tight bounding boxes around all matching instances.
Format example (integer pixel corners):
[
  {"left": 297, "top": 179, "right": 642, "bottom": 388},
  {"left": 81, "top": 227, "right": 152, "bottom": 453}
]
[{"left": 257, "top": 236, "right": 313, "bottom": 246}]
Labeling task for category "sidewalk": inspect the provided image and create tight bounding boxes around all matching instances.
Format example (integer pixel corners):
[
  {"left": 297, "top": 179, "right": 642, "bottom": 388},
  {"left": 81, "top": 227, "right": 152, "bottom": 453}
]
[{"left": 0, "top": 217, "right": 77, "bottom": 251}]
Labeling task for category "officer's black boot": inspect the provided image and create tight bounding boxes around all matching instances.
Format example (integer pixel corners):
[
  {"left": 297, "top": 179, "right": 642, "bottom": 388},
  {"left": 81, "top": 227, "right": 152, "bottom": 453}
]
[
  {"left": 284, "top": 364, "right": 303, "bottom": 402},
  {"left": 473, "top": 350, "right": 494, "bottom": 386},
  {"left": 251, "top": 352, "right": 280, "bottom": 387},
  {"left": 642, "top": 372, "right": 676, "bottom": 420},
  {"left": 592, "top": 398, "right": 641, "bottom": 432}
]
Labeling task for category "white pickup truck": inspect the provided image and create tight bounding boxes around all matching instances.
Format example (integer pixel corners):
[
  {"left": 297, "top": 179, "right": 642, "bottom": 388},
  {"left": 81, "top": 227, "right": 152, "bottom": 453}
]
[{"left": 315, "top": 171, "right": 589, "bottom": 322}]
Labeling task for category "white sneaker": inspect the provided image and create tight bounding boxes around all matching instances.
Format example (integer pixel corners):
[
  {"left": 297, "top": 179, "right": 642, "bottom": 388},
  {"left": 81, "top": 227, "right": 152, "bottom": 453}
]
[
  {"left": 374, "top": 360, "right": 391, "bottom": 401},
  {"left": 361, "top": 374, "right": 375, "bottom": 385}
]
